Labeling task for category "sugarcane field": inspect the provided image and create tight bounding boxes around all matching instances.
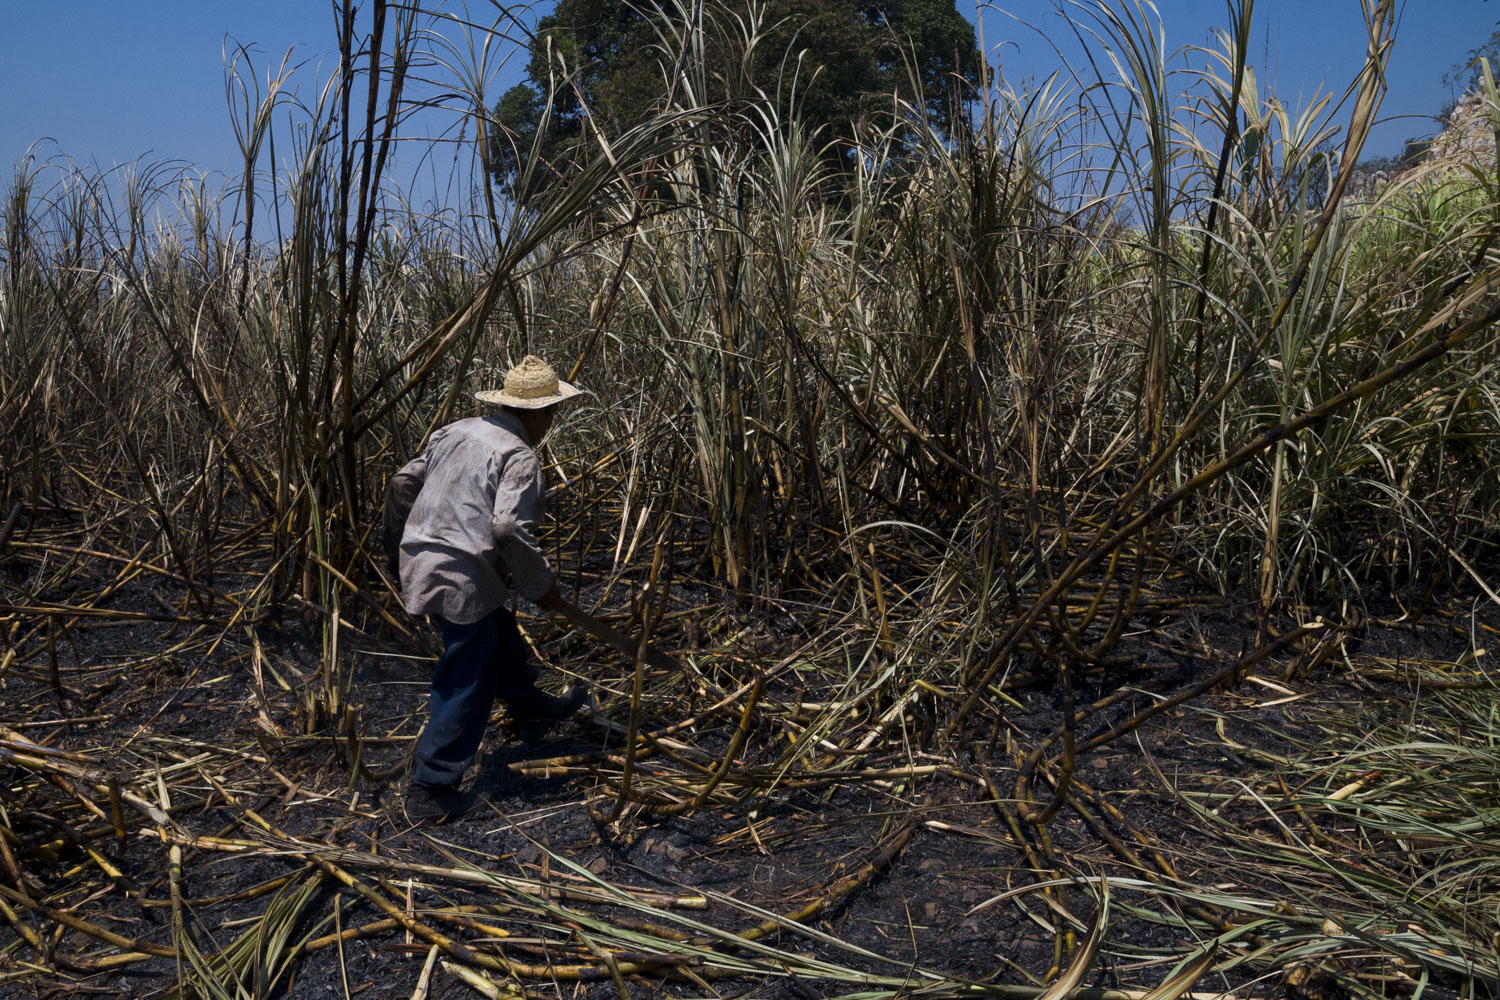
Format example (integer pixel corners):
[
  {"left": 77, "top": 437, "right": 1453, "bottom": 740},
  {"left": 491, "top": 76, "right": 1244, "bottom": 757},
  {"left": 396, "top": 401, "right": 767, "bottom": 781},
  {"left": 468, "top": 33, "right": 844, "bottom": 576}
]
[{"left": 3, "top": 0, "right": 1500, "bottom": 997}]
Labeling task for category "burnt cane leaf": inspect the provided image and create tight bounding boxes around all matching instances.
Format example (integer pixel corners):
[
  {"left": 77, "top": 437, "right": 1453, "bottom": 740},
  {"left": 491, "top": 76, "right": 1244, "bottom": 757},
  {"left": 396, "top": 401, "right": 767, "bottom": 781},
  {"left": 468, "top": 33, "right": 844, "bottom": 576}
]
[{"left": 1036, "top": 878, "right": 1109, "bottom": 1000}]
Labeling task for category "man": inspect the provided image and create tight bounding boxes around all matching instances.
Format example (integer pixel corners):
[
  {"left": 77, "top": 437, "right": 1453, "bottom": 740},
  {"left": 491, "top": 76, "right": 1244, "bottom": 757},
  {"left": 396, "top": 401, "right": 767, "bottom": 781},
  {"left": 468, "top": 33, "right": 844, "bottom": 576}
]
[{"left": 384, "top": 355, "right": 587, "bottom": 825}]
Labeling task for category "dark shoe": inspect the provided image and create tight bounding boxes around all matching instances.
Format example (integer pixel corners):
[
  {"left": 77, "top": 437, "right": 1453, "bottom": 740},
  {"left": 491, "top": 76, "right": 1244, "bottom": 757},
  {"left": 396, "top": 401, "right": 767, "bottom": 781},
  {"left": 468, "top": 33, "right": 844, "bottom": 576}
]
[
  {"left": 403, "top": 781, "right": 476, "bottom": 826},
  {"left": 511, "top": 686, "right": 587, "bottom": 745}
]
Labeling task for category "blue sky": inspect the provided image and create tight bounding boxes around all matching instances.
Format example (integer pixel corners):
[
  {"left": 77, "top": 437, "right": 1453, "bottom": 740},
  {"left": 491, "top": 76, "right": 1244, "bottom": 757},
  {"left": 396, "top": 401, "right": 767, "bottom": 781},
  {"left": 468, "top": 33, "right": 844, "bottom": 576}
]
[{"left": 1, "top": 1, "right": 1495, "bottom": 187}]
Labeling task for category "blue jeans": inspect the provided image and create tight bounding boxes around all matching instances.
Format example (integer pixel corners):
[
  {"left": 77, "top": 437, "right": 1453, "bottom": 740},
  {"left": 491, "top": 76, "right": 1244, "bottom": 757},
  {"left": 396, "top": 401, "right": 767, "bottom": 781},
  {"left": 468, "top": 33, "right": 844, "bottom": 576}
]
[{"left": 413, "top": 607, "right": 538, "bottom": 786}]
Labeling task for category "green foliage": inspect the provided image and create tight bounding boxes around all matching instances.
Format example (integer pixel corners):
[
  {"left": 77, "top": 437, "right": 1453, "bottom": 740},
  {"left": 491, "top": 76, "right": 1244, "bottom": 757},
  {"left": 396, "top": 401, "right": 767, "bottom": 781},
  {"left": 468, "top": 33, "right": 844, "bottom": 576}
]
[{"left": 487, "top": 0, "right": 980, "bottom": 196}]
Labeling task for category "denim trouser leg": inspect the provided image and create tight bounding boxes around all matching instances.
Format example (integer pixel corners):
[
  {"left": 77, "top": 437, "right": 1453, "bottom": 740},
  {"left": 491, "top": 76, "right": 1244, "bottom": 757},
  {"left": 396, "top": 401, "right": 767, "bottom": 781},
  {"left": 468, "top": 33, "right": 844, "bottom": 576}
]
[{"left": 413, "top": 607, "right": 536, "bottom": 786}]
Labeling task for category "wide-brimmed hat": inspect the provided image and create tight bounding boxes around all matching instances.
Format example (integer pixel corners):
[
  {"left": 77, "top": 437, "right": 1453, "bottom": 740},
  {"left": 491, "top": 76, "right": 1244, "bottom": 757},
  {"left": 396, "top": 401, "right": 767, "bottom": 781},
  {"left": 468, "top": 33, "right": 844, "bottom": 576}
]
[{"left": 474, "top": 355, "right": 582, "bottom": 409}]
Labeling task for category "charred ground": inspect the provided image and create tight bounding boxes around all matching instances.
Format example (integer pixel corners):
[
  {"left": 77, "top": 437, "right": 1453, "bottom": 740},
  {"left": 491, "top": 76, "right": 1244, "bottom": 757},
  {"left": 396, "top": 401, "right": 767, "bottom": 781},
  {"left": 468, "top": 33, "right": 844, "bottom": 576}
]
[{"left": 3, "top": 516, "right": 1495, "bottom": 1000}]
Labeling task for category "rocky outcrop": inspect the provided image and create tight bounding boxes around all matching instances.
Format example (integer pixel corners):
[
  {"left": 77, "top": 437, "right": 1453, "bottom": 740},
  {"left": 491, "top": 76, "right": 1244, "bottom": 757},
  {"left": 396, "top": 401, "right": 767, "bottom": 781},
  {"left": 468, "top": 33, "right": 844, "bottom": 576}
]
[
  {"left": 1426, "top": 90, "right": 1496, "bottom": 170},
  {"left": 1342, "top": 90, "right": 1495, "bottom": 204}
]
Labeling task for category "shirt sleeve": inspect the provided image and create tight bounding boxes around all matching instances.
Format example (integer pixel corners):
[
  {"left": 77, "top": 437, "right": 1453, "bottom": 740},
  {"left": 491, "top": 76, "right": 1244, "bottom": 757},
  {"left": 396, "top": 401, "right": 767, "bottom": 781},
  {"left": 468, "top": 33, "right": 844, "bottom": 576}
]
[
  {"left": 382, "top": 448, "right": 430, "bottom": 574},
  {"left": 491, "top": 449, "right": 554, "bottom": 601}
]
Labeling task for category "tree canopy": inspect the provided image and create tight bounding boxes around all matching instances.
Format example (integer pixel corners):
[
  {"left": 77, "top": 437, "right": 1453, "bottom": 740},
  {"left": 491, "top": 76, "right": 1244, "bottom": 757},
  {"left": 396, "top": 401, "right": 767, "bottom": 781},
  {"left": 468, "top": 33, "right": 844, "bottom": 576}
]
[{"left": 487, "top": 0, "right": 981, "bottom": 197}]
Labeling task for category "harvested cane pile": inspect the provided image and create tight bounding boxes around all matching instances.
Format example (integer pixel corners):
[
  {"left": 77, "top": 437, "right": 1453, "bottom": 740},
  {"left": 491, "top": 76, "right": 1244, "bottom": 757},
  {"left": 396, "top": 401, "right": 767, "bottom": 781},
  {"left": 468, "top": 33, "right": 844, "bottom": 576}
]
[{"left": 5, "top": 0, "right": 1500, "bottom": 996}]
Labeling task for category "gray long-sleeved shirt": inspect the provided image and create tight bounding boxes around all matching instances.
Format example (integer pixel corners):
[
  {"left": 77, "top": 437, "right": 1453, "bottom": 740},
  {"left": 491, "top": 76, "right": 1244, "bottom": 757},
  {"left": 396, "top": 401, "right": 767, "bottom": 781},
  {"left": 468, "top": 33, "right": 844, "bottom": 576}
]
[{"left": 385, "top": 409, "right": 554, "bottom": 625}]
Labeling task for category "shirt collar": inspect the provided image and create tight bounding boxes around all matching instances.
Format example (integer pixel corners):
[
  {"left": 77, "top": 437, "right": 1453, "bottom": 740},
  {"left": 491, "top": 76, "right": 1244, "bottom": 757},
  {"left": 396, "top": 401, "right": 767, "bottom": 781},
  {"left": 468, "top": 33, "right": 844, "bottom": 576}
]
[{"left": 487, "top": 407, "right": 532, "bottom": 446}]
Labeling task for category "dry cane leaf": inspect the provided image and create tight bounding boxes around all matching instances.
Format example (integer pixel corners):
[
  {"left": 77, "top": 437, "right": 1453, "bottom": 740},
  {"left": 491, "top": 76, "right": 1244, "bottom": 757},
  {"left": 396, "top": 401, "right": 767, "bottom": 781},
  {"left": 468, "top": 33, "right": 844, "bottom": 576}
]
[{"left": 1141, "top": 945, "right": 1219, "bottom": 1000}]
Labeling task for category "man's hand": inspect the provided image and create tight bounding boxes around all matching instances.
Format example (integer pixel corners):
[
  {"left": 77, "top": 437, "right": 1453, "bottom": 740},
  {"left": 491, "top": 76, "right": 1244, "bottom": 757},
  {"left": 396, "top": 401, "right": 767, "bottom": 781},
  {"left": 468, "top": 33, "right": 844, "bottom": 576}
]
[{"left": 536, "top": 582, "right": 564, "bottom": 613}]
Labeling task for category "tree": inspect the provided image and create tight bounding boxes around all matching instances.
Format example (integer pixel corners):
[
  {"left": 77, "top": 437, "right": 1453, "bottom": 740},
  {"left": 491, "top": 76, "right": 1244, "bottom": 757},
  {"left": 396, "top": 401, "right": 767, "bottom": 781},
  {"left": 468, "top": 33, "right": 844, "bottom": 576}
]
[
  {"left": 487, "top": 0, "right": 981, "bottom": 198},
  {"left": 1444, "top": 26, "right": 1500, "bottom": 98}
]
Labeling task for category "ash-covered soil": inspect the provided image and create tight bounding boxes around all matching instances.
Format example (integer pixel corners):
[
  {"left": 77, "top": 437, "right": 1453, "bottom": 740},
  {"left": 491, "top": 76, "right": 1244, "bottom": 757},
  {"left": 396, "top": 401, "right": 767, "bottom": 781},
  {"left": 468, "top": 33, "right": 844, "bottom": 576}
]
[{"left": 1, "top": 535, "right": 1491, "bottom": 999}]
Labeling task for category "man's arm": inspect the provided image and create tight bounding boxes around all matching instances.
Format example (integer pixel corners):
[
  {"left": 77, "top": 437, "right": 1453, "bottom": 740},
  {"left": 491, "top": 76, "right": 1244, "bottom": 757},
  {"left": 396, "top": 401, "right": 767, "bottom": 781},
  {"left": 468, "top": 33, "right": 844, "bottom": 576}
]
[
  {"left": 382, "top": 451, "right": 429, "bottom": 577},
  {"left": 491, "top": 451, "right": 558, "bottom": 607}
]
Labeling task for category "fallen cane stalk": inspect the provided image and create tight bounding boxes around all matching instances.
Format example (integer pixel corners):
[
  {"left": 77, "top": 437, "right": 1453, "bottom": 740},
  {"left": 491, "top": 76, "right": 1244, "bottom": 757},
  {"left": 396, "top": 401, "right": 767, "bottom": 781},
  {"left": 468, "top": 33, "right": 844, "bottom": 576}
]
[
  {"left": 0, "top": 892, "right": 48, "bottom": 963},
  {"left": 299, "top": 908, "right": 513, "bottom": 957},
  {"left": 641, "top": 675, "right": 765, "bottom": 816},
  {"left": 1014, "top": 622, "right": 1323, "bottom": 823},
  {"left": 239, "top": 808, "right": 503, "bottom": 973},
  {"left": 1078, "top": 621, "right": 1324, "bottom": 755},
  {"left": 731, "top": 812, "right": 920, "bottom": 944},
  {"left": 303, "top": 916, "right": 406, "bottom": 955},
  {"left": 146, "top": 828, "right": 708, "bottom": 908},
  {"left": 411, "top": 944, "right": 440, "bottom": 1000},
  {"left": 0, "top": 883, "right": 177, "bottom": 959},
  {"left": 169, "top": 844, "right": 184, "bottom": 987},
  {"left": 441, "top": 961, "right": 521, "bottom": 998},
  {"left": 0, "top": 742, "right": 170, "bottom": 827}
]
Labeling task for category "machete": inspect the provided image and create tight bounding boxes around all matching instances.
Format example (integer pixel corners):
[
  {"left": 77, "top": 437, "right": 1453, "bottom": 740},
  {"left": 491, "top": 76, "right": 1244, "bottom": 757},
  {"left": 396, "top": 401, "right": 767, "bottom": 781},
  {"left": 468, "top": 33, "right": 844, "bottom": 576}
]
[{"left": 554, "top": 600, "right": 682, "bottom": 673}]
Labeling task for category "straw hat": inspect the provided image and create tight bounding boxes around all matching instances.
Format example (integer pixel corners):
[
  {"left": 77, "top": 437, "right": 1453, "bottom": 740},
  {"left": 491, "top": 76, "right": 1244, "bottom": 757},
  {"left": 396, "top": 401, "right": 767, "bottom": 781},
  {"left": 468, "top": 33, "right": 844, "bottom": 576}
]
[{"left": 474, "top": 355, "right": 582, "bottom": 409}]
